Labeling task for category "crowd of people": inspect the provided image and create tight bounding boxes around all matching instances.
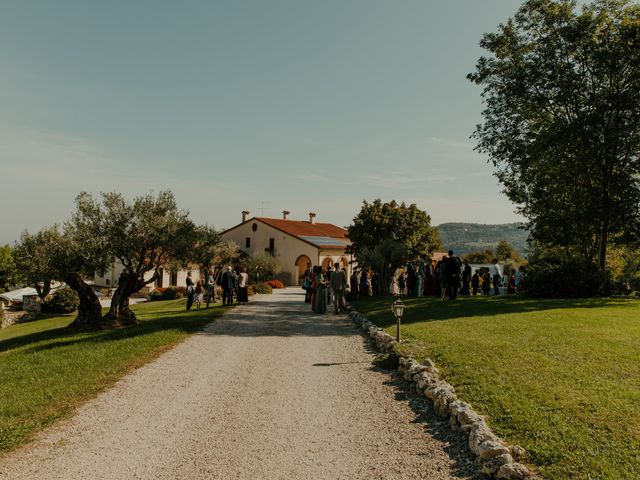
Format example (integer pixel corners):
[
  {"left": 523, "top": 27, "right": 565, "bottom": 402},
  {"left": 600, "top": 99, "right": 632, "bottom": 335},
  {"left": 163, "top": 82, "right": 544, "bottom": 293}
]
[
  {"left": 185, "top": 266, "right": 250, "bottom": 311},
  {"left": 344, "top": 250, "right": 525, "bottom": 302},
  {"left": 393, "top": 250, "right": 524, "bottom": 300},
  {"left": 302, "top": 262, "right": 350, "bottom": 314}
]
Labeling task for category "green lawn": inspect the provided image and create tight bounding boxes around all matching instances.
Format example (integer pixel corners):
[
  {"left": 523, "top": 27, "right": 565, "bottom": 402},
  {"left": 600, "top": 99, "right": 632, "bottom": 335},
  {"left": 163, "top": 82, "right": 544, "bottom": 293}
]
[
  {"left": 354, "top": 295, "right": 640, "bottom": 480},
  {"left": 0, "top": 300, "right": 225, "bottom": 454}
]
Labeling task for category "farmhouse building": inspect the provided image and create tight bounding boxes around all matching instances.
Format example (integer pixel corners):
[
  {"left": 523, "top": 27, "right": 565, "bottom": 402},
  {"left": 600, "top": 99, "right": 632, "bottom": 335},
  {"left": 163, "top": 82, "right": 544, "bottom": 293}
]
[{"left": 221, "top": 211, "right": 352, "bottom": 286}]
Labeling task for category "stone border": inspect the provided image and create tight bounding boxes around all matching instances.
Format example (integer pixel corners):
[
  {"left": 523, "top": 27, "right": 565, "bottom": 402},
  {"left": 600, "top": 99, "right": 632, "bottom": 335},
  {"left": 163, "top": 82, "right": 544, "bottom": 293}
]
[{"left": 348, "top": 310, "right": 534, "bottom": 480}]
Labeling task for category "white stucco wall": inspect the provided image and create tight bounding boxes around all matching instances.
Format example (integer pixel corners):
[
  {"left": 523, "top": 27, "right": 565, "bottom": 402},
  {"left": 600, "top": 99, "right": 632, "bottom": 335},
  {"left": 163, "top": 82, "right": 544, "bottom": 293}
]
[{"left": 94, "top": 262, "right": 201, "bottom": 289}]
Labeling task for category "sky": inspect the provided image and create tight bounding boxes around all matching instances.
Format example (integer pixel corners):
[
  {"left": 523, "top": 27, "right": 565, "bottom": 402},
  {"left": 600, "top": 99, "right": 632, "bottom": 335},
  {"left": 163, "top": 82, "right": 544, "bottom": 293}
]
[{"left": 0, "top": 0, "right": 526, "bottom": 245}]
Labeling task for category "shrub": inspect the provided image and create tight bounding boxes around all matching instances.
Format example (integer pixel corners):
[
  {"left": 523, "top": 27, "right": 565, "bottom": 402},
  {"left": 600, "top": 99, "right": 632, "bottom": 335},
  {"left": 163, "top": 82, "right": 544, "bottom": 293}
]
[
  {"left": 45, "top": 288, "right": 80, "bottom": 313},
  {"left": 247, "top": 285, "right": 256, "bottom": 297},
  {"left": 265, "top": 279, "right": 285, "bottom": 289},
  {"left": 252, "top": 283, "right": 273, "bottom": 295},
  {"left": 149, "top": 286, "right": 186, "bottom": 301},
  {"left": 522, "top": 259, "right": 608, "bottom": 298}
]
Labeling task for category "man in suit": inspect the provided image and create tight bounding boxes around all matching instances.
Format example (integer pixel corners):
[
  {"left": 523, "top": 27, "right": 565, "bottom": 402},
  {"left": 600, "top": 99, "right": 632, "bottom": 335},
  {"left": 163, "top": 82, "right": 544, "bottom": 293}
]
[
  {"left": 445, "top": 250, "right": 462, "bottom": 300},
  {"left": 330, "top": 262, "right": 348, "bottom": 314},
  {"left": 221, "top": 266, "right": 237, "bottom": 307}
]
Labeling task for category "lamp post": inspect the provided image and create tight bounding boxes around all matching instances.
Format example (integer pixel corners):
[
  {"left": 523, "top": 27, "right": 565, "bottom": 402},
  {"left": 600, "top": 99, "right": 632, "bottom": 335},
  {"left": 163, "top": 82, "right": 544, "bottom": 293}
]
[{"left": 391, "top": 299, "right": 405, "bottom": 342}]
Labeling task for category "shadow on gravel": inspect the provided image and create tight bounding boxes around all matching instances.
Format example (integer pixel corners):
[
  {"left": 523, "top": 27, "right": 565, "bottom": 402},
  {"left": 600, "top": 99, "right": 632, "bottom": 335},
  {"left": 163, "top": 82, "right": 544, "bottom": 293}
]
[
  {"left": 369, "top": 342, "right": 484, "bottom": 479},
  {"left": 202, "top": 291, "right": 357, "bottom": 338}
]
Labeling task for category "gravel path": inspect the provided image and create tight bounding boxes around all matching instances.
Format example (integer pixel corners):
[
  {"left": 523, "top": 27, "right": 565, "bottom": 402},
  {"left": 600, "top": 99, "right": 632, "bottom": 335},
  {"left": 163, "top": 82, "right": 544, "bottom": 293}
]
[{"left": 0, "top": 289, "right": 481, "bottom": 480}]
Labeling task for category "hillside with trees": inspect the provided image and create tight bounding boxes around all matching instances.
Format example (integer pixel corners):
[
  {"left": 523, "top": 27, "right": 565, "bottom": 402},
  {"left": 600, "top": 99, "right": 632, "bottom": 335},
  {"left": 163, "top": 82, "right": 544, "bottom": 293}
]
[{"left": 436, "top": 222, "right": 528, "bottom": 256}]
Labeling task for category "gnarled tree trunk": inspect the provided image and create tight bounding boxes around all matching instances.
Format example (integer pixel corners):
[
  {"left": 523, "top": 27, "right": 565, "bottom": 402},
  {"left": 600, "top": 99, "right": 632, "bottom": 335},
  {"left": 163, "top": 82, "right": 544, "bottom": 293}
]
[
  {"left": 104, "top": 272, "right": 144, "bottom": 326},
  {"left": 65, "top": 273, "right": 104, "bottom": 332}
]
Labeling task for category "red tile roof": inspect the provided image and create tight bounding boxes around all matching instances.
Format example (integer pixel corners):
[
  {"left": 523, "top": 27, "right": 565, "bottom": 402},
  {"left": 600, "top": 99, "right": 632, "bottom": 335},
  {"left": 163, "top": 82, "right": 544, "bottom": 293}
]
[{"left": 255, "top": 217, "right": 349, "bottom": 239}]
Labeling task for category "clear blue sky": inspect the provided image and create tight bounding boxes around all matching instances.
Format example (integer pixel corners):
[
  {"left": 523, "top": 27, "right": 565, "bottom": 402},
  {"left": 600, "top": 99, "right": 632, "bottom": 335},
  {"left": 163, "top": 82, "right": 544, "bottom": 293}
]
[{"left": 0, "top": 0, "right": 525, "bottom": 244}]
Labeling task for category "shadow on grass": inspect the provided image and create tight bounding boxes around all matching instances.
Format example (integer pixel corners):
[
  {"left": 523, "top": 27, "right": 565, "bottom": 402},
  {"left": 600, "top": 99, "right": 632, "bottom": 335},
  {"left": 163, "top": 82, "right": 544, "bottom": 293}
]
[
  {"left": 0, "top": 306, "right": 225, "bottom": 355},
  {"left": 353, "top": 295, "right": 634, "bottom": 328}
]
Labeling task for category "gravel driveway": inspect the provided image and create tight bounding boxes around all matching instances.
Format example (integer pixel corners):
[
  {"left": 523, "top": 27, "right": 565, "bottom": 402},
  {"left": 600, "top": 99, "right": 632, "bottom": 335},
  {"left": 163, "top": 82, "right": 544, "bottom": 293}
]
[{"left": 0, "top": 289, "right": 481, "bottom": 480}]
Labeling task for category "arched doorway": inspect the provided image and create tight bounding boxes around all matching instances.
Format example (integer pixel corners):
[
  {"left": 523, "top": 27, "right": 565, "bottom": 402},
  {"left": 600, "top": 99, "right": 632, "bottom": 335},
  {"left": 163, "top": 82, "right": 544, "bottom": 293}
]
[
  {"left": 322, "top": 257, "right": 334, "bottom": 272},
  {"left": 295, "top": 255, "right": 312, "bottom": 285}
]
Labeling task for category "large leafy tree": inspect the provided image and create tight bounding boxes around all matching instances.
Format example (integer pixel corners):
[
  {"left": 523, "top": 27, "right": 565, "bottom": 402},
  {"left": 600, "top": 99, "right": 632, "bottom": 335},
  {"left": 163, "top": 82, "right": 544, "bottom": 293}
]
[
  {"left": 0, "top": 245, "right": 22, "bottom": 293},
  {"left": 347, "top": 199, "right": 442, "bottom": 294},
  {"left": 468, "top": 0, "right": 640, "bottom": 272},
  {"left": 14, "top": 226, "right": 62, "bottom": 301},
  {"left": 16, "top": 202, "right": 110, "bottom": 331}
]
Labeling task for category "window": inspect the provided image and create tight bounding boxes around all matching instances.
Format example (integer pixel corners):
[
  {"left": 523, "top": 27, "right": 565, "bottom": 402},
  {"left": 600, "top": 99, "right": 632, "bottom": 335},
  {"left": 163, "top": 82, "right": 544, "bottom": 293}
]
[
  {"left": 246, "top": 237, "right": 251, "bottom": 248},
  {"left": 170, "top": 270, "right": 178, "bottom": 287},
  {"left": 269, "top": 238, "right": 275, "bottom": 254},
  {"left": 156, "top": 268, "right": 164, "bottom": 288}
]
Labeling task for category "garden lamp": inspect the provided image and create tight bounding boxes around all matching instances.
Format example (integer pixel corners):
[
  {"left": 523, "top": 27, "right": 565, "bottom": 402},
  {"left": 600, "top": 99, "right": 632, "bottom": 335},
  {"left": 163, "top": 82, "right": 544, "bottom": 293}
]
[{"left": 391, "top": 299, "right": 405, "bottom": 342}]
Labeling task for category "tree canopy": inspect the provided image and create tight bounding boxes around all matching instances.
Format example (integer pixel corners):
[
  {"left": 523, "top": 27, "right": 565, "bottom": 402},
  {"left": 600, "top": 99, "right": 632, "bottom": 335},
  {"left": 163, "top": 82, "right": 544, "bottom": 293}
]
[
  {"left": 347, "top": 199, "right": 441, "bottom": 294},
  {"left": 468, "top": 0, "right": 640, "bottom": 272},
  {"left": 0, "top": 245, "right": 22, "bottom": 293}
]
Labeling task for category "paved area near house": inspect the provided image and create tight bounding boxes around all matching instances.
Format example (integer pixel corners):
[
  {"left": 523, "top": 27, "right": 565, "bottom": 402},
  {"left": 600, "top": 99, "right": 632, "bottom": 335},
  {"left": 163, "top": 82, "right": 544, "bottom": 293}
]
[{"left": 0, "top": 289, "right": 480, "bottom": 480}]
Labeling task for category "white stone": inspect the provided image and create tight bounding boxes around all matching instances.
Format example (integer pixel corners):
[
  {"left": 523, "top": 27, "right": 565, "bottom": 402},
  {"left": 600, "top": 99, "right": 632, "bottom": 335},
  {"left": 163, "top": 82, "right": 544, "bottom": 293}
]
[
  {"left": 496, "top": 462, "right": 531, "bottom": 479},
  {"left": 478, "top": 440, "right": 510, "bottom": 459}
]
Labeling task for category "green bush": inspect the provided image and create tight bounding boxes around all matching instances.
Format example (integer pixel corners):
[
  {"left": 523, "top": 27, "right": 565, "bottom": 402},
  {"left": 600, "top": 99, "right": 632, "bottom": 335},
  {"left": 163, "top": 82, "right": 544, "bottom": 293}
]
[
  {"left": 45, "top": 289, "right": 80, "bottom": 313},
  {"left": 522, "top": 259, "right": 608, "bottom": 298},
  {"left": 252, "top": 283, "right": 273, "bottom": 295},
  {"left": 149, "top": 287, "right": 186, "bottom": 301}
]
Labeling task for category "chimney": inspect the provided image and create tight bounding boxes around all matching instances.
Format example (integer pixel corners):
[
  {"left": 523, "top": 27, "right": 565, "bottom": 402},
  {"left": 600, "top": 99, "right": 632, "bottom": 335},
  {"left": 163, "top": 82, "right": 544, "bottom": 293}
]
[
  {"left": 242, "top": 210, "right": 250, "bottom": 222},
  {"left": 282, "top": 210, "right": 290, "bottom": 220},
  {"left": 309, "top": 212, "right": 316, "bottom": 225}
]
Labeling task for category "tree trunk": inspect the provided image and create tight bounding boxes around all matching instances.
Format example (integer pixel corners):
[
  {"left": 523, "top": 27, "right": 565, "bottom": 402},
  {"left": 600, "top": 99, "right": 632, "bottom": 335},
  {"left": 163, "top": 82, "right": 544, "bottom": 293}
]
[
  {"left": 35, "top": 278, "right": 52, "bottom": 302},
  {"left": 65, "top": 273, "right": 104, "bottom": 332},
  {"left": 104, "top": 272, "right": 143, "bottom": 326},
  {"left": 597, "top": 217, "right": 609, "bottom": 273}
]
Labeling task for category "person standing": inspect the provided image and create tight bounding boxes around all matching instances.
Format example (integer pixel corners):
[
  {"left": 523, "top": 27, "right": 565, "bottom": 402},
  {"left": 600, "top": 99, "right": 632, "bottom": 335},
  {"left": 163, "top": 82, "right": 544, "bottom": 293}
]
[
  {"left": 186, "top": 271, "right": 195, "bottom": 311},
  {"left": 472, "top": 269, "right": 480, "bottom": 295},
  {"left": 310, "top": 266, "right": 319, "bottom": 311},
  {"left": 482, "top": 270, "right": 491, "bottom": 295},
  {"left": 330, "top": 262, "right": 347, "bottom": 314},
  {"left": 445, "top": 250, "right": 461, "bottom": 300},
  {"left": 315, "top": 267, "right": 328, "bottom": 314},
  {"left": 417, "top": 255, "right": 426, "bottom": 297},
  {"left": 221, "top": 266, "right": 237, "bottom": 306},
  {"left": 436, "top": 256, "right": 448, "bottom": 301},
  {"left": 425, "top": 259, "right": 435, "bottom": 296},
  {"left": 461, "top": 259, "right": 472, "bottom": 295},
  {"left": 406, "top": 263, "right": 417, "bottom": 298},
  {"left": 194, "top": 279, "right": 204, "bottom": 309},
  {"left": 398, "top": 271, "right": 406, "bottom": 296},
  {"left": 514, "top": 267, "right": 524, "bottom": 293},
  {"left": 303, "top": 269, "right": 313, "bottom": 303},
  {"left": 237, "top": 267, "right": 249, "bottom": 305},
  {"left": 349, "top": 271, "right": 359, "bottom": 301},
  {"left": 205, "top": 268, "right": 216, "bottom": 308},
  {"left": 491, "top": 259, "right": 503, "bottom": 295},
  {"left": 325, "top": 265, "right": 334, "bottom": 305}
]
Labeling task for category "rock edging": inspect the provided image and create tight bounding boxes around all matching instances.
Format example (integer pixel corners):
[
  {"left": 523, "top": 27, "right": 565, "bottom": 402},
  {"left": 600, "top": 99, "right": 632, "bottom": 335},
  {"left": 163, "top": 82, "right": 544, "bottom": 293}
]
[{"left": 348, "top": 309, "right": 533, "bottom": 480}]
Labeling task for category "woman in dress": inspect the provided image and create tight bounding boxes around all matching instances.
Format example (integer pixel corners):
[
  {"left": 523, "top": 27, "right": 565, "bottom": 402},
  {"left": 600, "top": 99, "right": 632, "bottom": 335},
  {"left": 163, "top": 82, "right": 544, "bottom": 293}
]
[
  {"left": 315, "top": 268, "right": 328, "bottom": 314},
  {"left": 237, "top": 267, "right": 249, "bottom": 304},
  {"left": 436, "top": 257, "right": 448, "bottom": 301},
  {"left": 310, "top": 266, "right": 319, "bottom": 311}
]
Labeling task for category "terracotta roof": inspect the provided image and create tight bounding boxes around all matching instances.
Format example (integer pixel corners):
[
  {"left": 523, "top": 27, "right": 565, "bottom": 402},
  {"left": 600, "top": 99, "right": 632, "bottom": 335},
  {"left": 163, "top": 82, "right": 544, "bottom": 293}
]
[
  {"left": 255, "top": 217, "right": 348, "bottom": 239},
  {"left": 431, "top": 252, "right": 448, "bottom": 262},
  {"left": 221, "top": 216, "right": 350, "bottom": 250}
]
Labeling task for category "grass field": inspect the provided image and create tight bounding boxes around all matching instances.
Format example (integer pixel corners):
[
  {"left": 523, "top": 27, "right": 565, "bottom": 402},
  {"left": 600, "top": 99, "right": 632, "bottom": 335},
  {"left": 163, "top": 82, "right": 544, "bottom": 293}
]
[
  {"left": 354, "top": 294, "right": 640, "bottom": 480},
  {"left": 0, "top": 300, "right": 225, "bottom": 454}
]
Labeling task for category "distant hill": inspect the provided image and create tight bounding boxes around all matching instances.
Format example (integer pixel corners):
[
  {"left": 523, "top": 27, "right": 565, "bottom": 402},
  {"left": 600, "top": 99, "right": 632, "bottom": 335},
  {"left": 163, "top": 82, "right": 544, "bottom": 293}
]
[{"left": 436, "top": 222, "right": 529, "bottom": 257}]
